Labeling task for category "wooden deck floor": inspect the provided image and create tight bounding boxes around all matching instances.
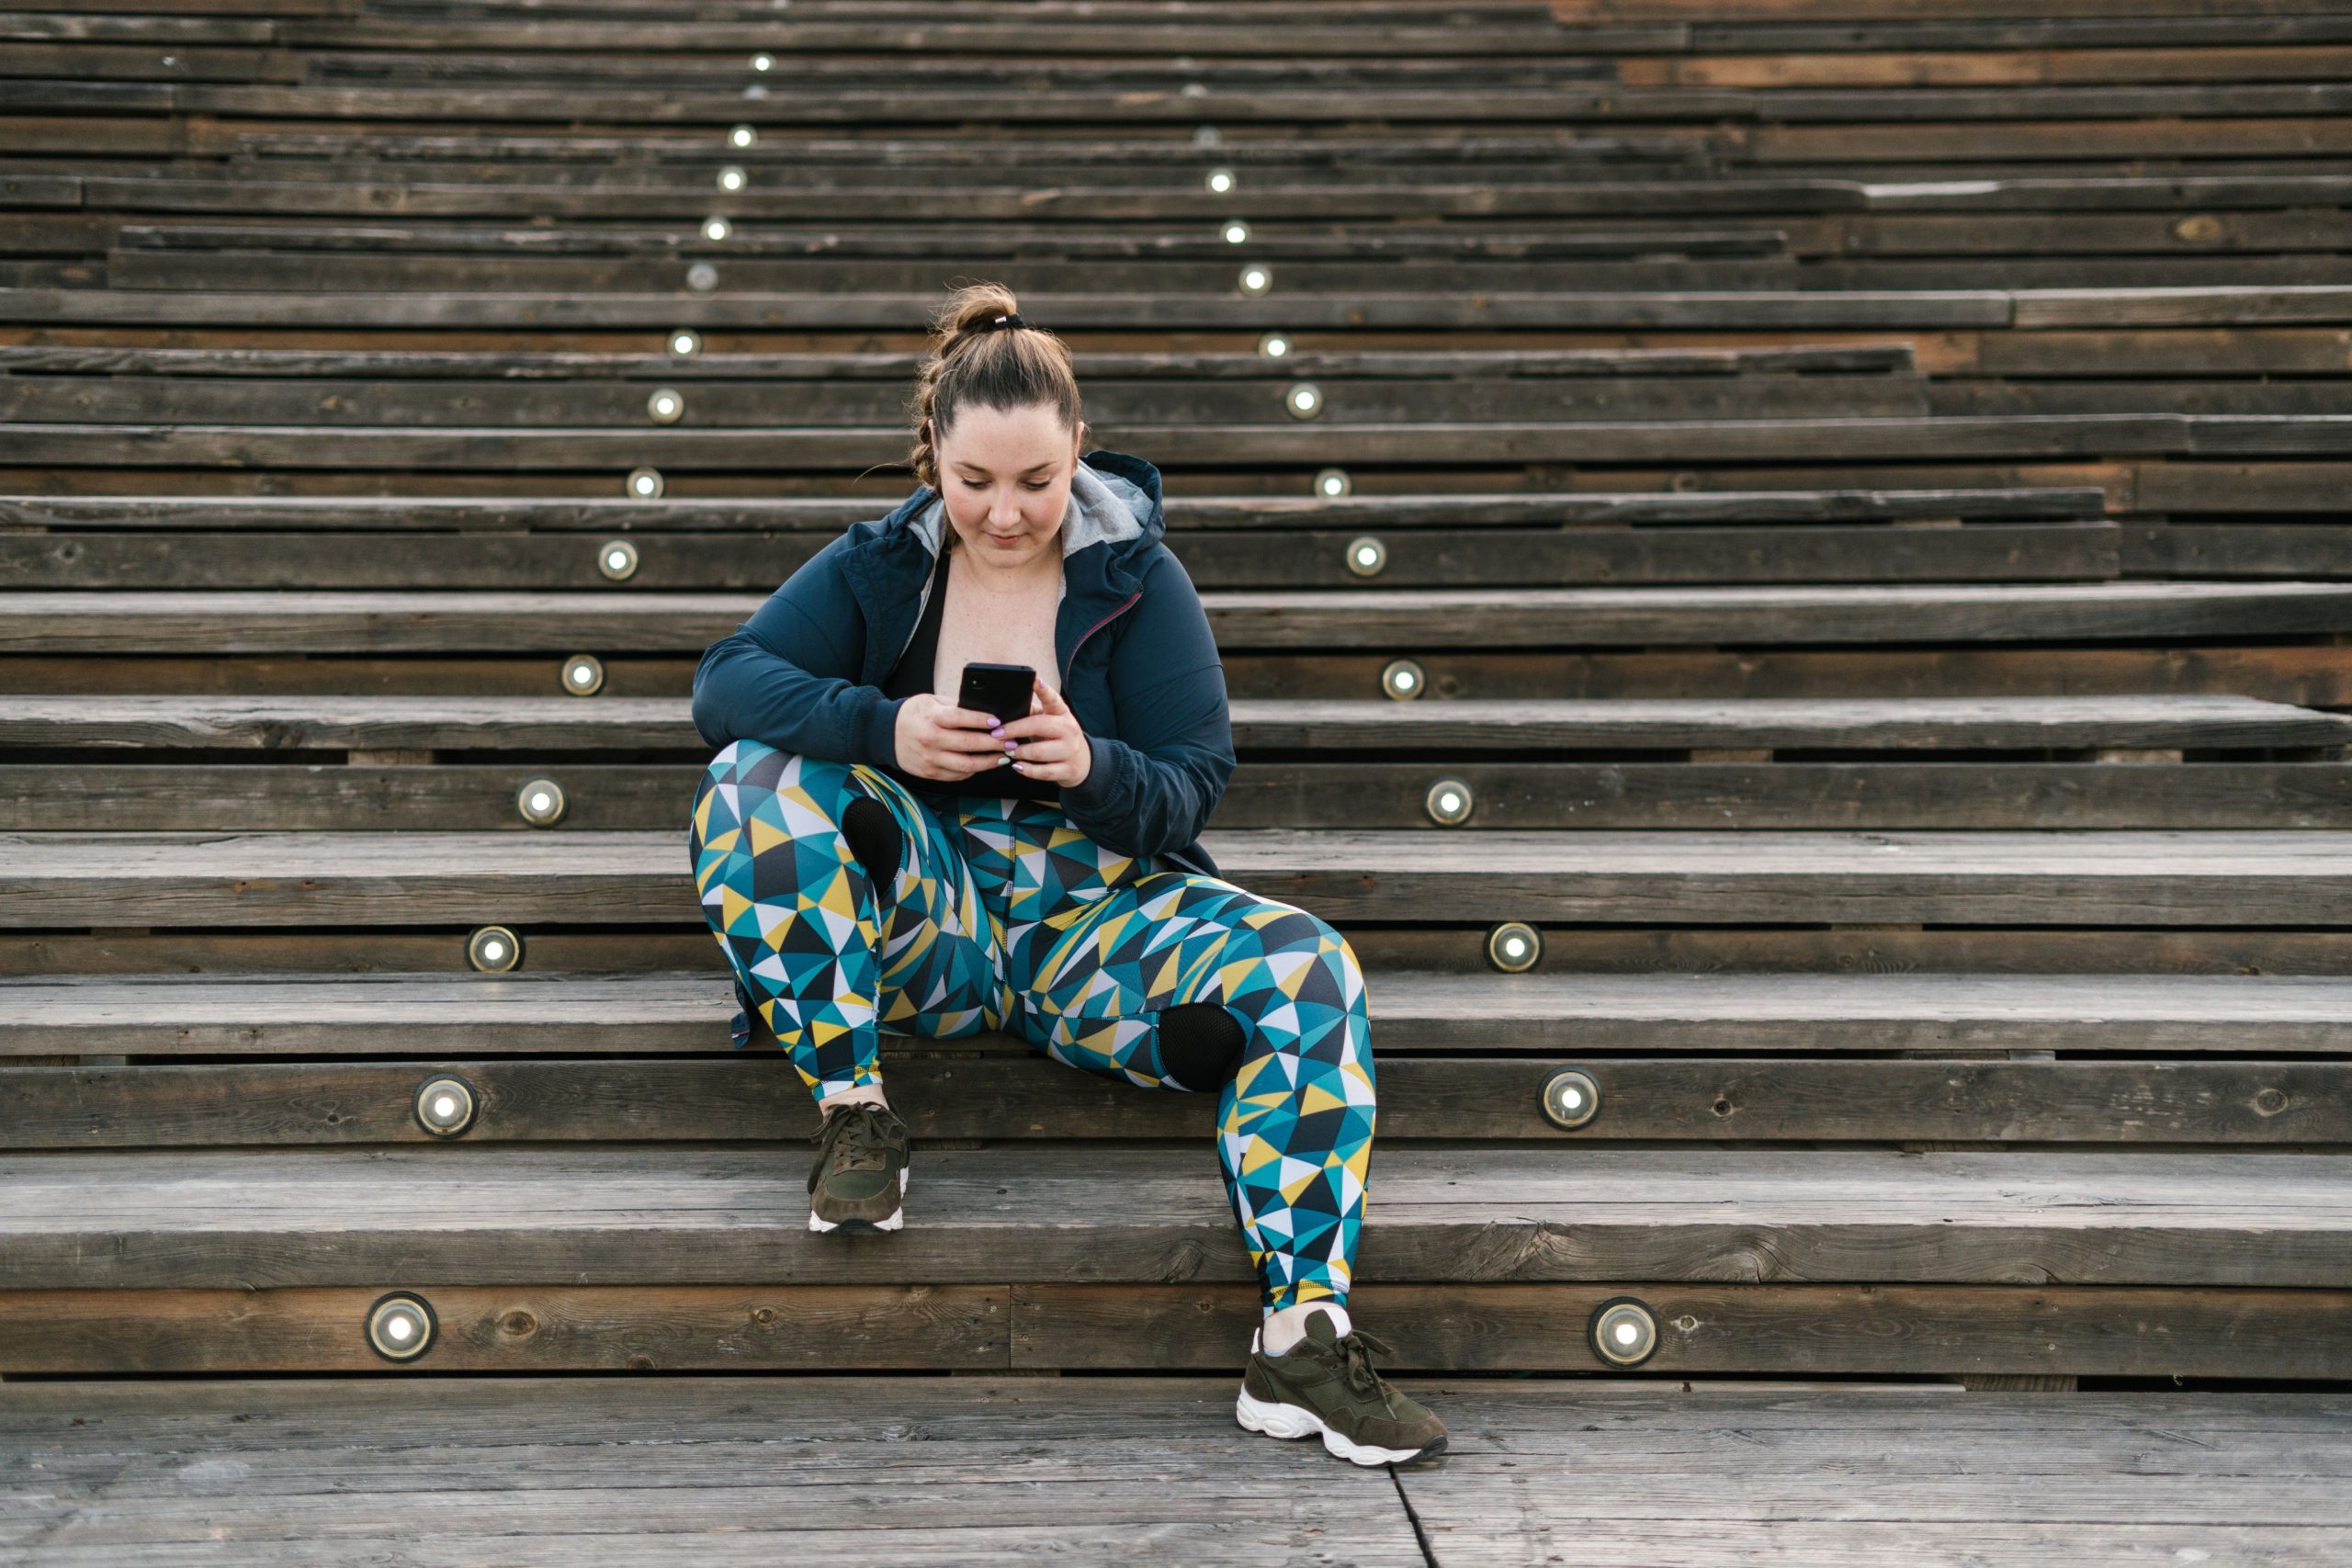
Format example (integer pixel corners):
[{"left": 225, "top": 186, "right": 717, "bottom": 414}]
[{"left": 4, "top": 1376, "right": 2347, "bottom": 1566}]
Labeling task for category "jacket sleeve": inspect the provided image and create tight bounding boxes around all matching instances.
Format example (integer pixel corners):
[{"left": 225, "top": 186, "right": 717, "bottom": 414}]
[
  {"left": 690, "top": 536, "right": 907, "bottom": 767},
  {"left": 1057, "top": 548, "right": 1236, "bottom": 859}
]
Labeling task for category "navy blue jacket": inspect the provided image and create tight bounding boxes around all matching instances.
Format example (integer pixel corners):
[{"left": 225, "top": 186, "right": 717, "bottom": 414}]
[{"left": 691, "top": 449, "right": 1234, "bottom": 878}]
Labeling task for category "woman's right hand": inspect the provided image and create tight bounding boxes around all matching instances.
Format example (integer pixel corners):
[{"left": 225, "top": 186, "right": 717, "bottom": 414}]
[{"left": 893, "top": 692, "right": 1017, "bottom": 783}]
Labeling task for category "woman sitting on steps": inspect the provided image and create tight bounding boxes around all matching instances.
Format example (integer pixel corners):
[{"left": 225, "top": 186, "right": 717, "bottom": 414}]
[{"left": 684, "top": 281, "right": 1445, "bottom": 1467}]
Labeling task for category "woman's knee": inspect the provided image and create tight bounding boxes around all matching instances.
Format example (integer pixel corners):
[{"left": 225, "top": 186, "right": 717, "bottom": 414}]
[
  {"left": 697, "top": 745, "right": 900, "bottom": 883},
  {"left": 1157, "top": 1000, "right": 1248, "bottom": 1090}
]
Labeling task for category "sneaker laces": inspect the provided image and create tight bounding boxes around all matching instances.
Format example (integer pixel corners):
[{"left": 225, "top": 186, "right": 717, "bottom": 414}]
[
  {"left": 808, "top": 1103, "right": 895, "bottom": 1171},
  {"left": 1334, "top": 1325, "right": 1401, "bottom": 1404}
]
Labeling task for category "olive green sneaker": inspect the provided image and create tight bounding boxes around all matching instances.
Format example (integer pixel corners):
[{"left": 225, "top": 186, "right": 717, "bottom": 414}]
[
  {"left": 1236, "top": 1307, "right": 1448, "bottom": 1466},
  {"left": 805, "top": 1100, "right": 910, "bottom": 1234}
]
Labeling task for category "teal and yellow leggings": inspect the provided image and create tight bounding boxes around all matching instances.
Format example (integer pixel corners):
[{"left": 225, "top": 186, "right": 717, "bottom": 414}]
[{"left": 687, "top": 739, "right": 1376, "bottom": 1314}]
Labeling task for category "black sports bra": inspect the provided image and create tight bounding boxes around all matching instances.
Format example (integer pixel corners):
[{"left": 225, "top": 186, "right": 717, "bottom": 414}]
[{"left": 878, "top": 539, "right": 1062, "bottom": 801}]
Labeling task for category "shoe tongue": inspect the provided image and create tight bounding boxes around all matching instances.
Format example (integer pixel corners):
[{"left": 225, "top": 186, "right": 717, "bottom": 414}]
[{"left": 1305, "top": 1309, "right": 1342, "bottom": 1348}]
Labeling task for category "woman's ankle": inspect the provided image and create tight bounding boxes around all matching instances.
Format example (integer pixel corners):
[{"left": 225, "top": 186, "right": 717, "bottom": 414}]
[{"left": 819, "top": 1085, "right": 890, "bottom": 1116}]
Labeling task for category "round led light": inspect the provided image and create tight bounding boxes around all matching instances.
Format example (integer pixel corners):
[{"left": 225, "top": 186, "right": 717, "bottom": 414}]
[
  {"left": 367, "top": 1292, "right": 438, "bottom": 1362},
  {"left": 752, "top": 52, "right": 774, "bottom": 71},
  {"left": 1379, "top": 657, "right": 1424, "bottom": 702},
  {"left": 1193, "top": 125, "right": 1221, "bottom": 146},
  {"left": 596, "top": 538, "right": 640, "bottom": 581},
  {"left": 560, "top": 653, "right": 605, "bottom": 696},
  {"left": 717, "top": 165, "right": 746, "bottom": 192},
  {"left": 1223, "top": 220, "right": 1250, "bottom": 245},
  {"left": 647, "top": 387, "right": 684, "bottom": 424},
  {"left": 1344, "top": 535, "right": 1386, "bottom": 578},
  {"left": 668, "top": 328, "right": 702, "bottom": 356},
  {"left": 686, "top": 262, "right": 718, "bottom": 292},
  {"left": 1206, "top": 167, "right": 1235, "bottom": 194},
  {"left": 1239, "top": 265, "right": 1272, "bottom": 296},
  {"left": 1258, "top": 332, "right": 1290, "bottom": 357},
  {"left": 1285, "top": 382, "right": 1322, "bottom": 419},
  {"left": 1541, "top": 1067, "right": 1601, "bottom": 1130},
  {"left": 1314, "top": 466, "right": 1351, "bottom": 498},
  {"left": 729, "top": 123, "right": 757, "bottom": 148},
  {"left": 1588, "top": 1297, "right": 1659, "bottom": 1368},
  {"left": 516, "top": 775, "right": 568, "bottom": 827},
  {"left": 1424, "top": 776, "right": 1473, "bottom": 826},
  {"left": 1487, "top": 921, "right": 1542, "bottom": 973},
  {"left": 468, "top": 925, "right": 522, "bottom": 973},
  {"left": 702, "top": 216, "right": 731, "bottom": 243},
  {"left": 626, "top": 465, "right": 664, "bottom": 500},
  {"left": 413, "top": 1074, "right": 480, "bottom": 1137}
]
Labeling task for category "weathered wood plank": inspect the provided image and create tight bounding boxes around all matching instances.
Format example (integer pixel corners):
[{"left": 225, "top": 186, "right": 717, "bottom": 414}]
[
  {"left": 0, "top": 483, "right": 2100, "bottom": 532},
  {"left": 6, "top": 413, "right": 2266, "bottom": 469},
  {"left": 0, "top": 522, "right": 2123, "bottom": 591},
  {"left": 0, "top": 367, "right": 1931, "bottom": 425},
  {"left": 12, "top": 967, "right": 2352, "bottom": 1055},
  {"left": 6, "top": 694, "right": 2332, "bottom": 752},
  {"left": 5, "top": 1050, "right": 2345, "bottom": 1146},
  {"left": 4, "top": 1145, "right": 2347, "bottom": 1289},
  {"left": 3, "top": 582, "right": 2346, "bottom": 653},
  {"left": 6, "top": 828, "right": 2352, "bottom": 926},
  {"left": 2, "top": 1280, "right": 2346, "bottom": 1377},
  {"left": 10, "top": 759, "right": 2349, "bottom": 832}
]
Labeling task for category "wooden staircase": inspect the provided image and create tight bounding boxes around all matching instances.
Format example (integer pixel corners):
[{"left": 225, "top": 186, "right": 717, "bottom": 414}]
[{"left": 5, "top": 0, "right": 2352, "bottom": 1556}]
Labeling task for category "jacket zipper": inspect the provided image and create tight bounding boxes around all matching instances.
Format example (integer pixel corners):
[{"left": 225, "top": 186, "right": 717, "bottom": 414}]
[{"left": 1063, "top": 589, "right": 1141, "bottom": 687}]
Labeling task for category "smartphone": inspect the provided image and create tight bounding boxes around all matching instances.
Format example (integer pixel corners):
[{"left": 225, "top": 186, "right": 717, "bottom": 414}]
[{"left": 957, "top": 661, "right": 1036, "bottom": 725}]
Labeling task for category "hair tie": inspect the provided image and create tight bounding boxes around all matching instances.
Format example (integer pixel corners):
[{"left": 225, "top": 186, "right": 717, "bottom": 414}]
[{"left": 982, "top": 311, "right": 1025, "bottom": 332}]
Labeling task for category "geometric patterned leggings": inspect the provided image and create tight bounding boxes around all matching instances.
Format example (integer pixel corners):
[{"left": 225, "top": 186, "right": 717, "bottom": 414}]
[{"left": 687, "top": 738, "right": 1376, "bottom": 1314}]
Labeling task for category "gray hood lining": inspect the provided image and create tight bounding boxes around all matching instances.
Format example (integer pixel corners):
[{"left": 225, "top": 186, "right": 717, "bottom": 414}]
[{"left": 907, "top": 460, "right": 1147, "bottom": 563}]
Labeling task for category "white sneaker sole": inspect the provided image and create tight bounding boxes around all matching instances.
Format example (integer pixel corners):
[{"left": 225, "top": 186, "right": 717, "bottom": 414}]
[
  {"left": 808, "top": 1164, "right": 908, "bottom": 1233},
  {"left": 1235, "top": 1385, "right": 1430, "bottom": 1466}
]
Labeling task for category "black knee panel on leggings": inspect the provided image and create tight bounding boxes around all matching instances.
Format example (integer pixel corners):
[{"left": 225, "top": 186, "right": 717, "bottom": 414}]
[
  {"left": 1157, "top": 1002, "right": 1248, "bottom": 1090},
  {"left": 841, "top": 795, "right": 903, "bottom": 896}
]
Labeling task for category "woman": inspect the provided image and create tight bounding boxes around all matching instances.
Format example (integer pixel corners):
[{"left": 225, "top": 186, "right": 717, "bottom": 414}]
[{"left": 685, "top": 284, "right": 1446, "bottom": 1466}]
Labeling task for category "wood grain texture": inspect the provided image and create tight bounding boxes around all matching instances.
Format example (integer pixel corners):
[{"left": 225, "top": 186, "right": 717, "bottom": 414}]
[
  {"left": 5, "top": 828, "right": 2350, "bottom": 926},
  {"left": 5, "top": 581, "right": 2349, "bottom": 652},
  {"left": 3, "top": 693, "right": 2336, "bottom": 750},
  {"left": 4, "top": 1144, "right": 2349, "bottom": 1289}
]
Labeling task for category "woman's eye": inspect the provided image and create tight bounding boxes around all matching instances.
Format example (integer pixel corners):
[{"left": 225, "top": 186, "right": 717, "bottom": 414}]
[{"left": 962, "top": 480, "right": 1049, "bottom": 491}]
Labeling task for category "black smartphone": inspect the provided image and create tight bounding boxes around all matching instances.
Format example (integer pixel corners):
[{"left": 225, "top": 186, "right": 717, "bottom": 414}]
[{"left": 957, "top": 661, "right": 1036, "bottom": 725}]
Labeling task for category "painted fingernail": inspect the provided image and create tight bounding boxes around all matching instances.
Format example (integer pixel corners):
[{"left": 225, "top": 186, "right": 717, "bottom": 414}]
[
  {"left": 996, "top": 755, "right": 1011, "bottom": 766},
  {"left": 1003, "top": 740, "right": 1016, "bottom": 752},
  {"left": 989, "top": 725, "right": 1003, "bottom": 737}
]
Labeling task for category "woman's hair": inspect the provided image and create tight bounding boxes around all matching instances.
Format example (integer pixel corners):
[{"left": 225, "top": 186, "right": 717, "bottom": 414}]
[{"left": 904, "top": 282, "right": 1083, "bottom": 495}]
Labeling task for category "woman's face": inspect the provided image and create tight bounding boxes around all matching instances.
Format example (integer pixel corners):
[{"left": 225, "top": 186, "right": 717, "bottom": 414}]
[{"left": 931, "top": 404, "right": 1086, "bottom": 573}]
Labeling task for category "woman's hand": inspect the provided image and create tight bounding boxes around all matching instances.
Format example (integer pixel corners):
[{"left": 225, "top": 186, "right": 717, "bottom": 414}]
[
  {"left": 893, "top": 693, "right": 1018, "bottom": 784},
  {"left": 1001, "top": 675, "right": 1092, "bottom": 788}
]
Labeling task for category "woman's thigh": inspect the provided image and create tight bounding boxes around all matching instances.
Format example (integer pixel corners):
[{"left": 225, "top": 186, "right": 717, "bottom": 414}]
[
  {"left": 688, "top": 740, "right": 1013, "bottom": 1040},
  {"left": 1012, "top": 851, "right": 1374, "bottom": 1102}
]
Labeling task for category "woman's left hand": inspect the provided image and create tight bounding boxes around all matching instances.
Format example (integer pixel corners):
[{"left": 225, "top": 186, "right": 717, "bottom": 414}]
[{"left": 997, "top": 675, "right": 1091, "bottom": 788}]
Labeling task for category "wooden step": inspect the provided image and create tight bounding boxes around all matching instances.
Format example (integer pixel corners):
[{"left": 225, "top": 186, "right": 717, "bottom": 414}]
[
  {"left": 0, "top": 362, "right": 1933, "bottom": 426},
  {"left": 15, "top": 756, "right": 2346, "bottom": 834},
  {"left": 6, "top": 971, "right": 2347, "bottom": 1150},
  {"left": 3, "top": 524, "right": 2121, "bottom": 591},
  {"left": 0, "top": 343, "right": 1921, "bottom": 382},
  {"left": 6, "top": 1143, "right": 2346, "bottom": 1291},
  {"left": 4, "top": 829, "right": 2348, "bottom": 926},
  {"left": 6, "top": 582, "right": 2347, "bottom": 653},
  {"left": 17, "top": 967, "right": 2351, "bottom": 1055},
  {"left": 0, "top": 482, "right": 2092, "bottom": 531},
  {"left": 6, "top": 694, "right": 2335, "bottom": 752},
  {"left": 5, "top": 1377, "right": 2345, "bottom": 1562}
]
